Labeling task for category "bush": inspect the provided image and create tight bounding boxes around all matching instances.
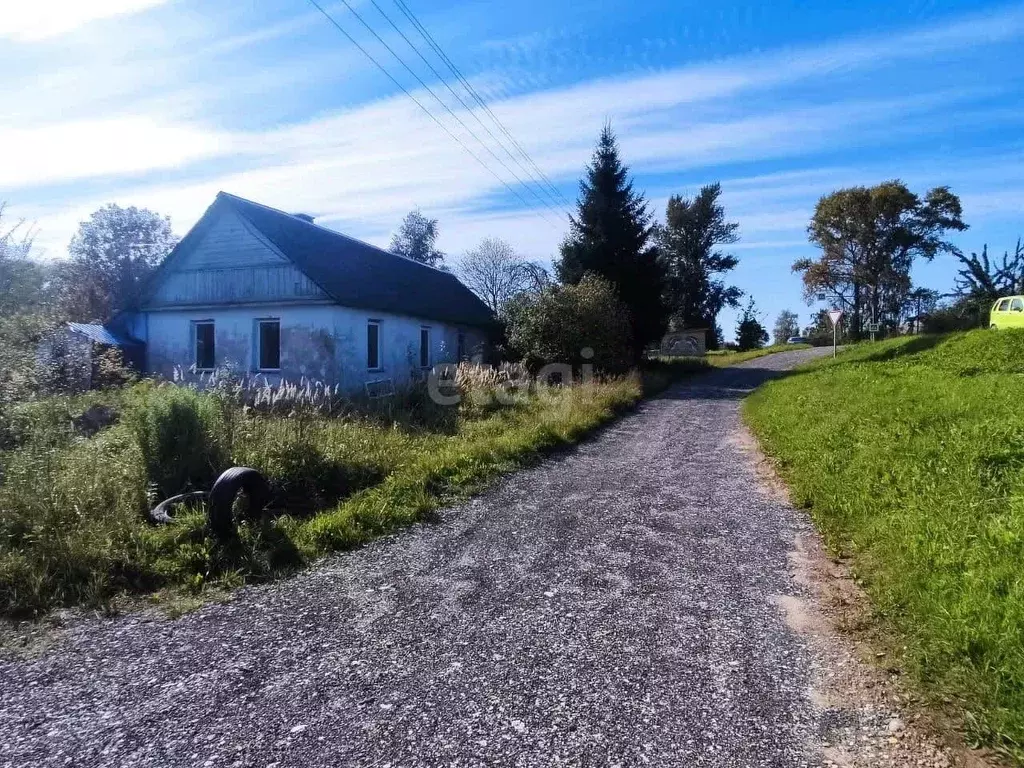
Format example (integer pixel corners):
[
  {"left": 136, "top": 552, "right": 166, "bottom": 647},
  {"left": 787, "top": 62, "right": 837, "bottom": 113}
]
[
  {"left": 504, "top": 274, "right": 633, "bottom": 372},
  {"left": 922, "top": 299, "right": 988, "bottom": 333},
  {"left": 238, "top": 430, "right": 385, "bottom": 513},
  {"left": 125, "top": 383, "right": 227, "bottom": 498}
]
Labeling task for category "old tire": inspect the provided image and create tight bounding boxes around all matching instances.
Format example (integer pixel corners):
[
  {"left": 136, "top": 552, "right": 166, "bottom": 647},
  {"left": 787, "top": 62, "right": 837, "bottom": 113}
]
[
  {"left": 207, "top": 467, "right": 271, "bottom": 538},
  {"left": 148, "top": 491, "right": 208, "bottom": 525}
]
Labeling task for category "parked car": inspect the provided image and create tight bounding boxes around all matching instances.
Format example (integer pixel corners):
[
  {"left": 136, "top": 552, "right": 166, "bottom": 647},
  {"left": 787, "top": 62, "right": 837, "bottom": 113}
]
[
  {"left": 786, "top": 336, "right": 810, "bottom": 344},
  {"left": 990, "top": 296, "right": 1024, "bottom": 329}
]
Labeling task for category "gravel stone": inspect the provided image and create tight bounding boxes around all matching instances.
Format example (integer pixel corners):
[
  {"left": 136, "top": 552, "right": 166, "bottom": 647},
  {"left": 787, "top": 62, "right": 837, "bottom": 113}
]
[{"left": 1, "top": 349, "right": 849, "bottom": 767}]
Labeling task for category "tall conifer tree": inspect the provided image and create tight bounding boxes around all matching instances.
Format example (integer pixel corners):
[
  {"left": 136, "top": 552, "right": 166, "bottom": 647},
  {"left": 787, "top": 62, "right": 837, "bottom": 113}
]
[{"left": 556, "top": 125, "right": 665, "bottom": 359}]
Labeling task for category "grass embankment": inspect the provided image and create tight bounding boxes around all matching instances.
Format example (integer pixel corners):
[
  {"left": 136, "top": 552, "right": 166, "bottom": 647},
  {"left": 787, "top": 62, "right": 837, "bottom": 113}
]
[
  {"left": 745, "top": 330, "right": 1024, "bottom": 759},
  {"left": 0, "top": 371, "right": 646, "bottom": 618}
]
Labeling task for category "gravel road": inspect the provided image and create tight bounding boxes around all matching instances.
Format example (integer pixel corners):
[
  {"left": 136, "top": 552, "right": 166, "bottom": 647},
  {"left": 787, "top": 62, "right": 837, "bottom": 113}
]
[{"left": 1, "top": 348, "right": 838, "bottom": 768}]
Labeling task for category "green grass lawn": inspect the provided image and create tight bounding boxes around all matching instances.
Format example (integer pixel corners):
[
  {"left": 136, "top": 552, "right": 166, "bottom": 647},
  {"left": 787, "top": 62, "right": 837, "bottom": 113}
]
[{"left": 744, "top": 330, "right": 1024, "bottom": 759}]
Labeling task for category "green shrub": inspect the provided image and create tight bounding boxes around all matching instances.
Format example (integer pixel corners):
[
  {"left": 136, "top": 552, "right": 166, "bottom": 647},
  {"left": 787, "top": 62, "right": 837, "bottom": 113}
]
[
  {"left": 125, "top": 383, "right": 227, "bottom": 497},
  {"left": 241, "top": 432, "right": 385, "bottom": 513},
  {"left": 504, "top": 274, "right": 634, "bottom": 372}
]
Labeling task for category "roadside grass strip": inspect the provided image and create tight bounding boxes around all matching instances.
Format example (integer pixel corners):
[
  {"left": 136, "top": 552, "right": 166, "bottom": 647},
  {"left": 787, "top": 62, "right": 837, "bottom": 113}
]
[{"left": 744, "top": 330, "right": 1024, "bottom": 759}]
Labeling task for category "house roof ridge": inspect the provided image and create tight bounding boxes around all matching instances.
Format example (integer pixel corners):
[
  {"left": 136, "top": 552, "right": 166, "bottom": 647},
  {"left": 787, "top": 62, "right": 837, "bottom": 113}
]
[{"left": 215, "top": 191, "right": 454, "bottom": 278}]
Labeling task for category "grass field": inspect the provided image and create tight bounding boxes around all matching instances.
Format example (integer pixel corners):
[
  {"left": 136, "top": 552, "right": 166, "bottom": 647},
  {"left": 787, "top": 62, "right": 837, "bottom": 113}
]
[{"left": 745, "top": 330, "right": 1024, "bottom": 759}]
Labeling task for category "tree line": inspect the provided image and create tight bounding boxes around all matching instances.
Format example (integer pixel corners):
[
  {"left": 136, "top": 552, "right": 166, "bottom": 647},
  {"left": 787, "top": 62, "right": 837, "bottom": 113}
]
[
  {"left": 392, "top": 125, "right": 747, "bottom": 366},
  {"left": 781, "top": 181, "right": 1020, "bottom": 341}
]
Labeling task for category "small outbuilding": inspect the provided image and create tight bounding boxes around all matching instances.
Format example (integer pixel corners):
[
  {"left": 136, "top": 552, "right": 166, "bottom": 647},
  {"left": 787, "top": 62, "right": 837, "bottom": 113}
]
[
  {"left": 659, "top": 329, "right": 709, "bottom": 357},
  {"left": 37, "top": 322, "right": 144, "bottom": 391}
]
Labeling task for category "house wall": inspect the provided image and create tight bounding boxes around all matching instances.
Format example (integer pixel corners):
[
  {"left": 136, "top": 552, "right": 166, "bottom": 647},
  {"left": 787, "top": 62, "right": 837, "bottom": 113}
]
[{"left": 144, "top": 304, "right": 486, "bottom": 390}]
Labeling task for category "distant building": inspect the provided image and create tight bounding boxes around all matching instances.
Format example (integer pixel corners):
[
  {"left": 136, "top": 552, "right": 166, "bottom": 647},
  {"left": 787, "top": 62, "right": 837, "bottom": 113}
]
[
  {"left": 104, "top": 192, "right": 493, "bottom": 391},
  {"left": 660, "top": 329, "right": 708, "bottom": 357}
]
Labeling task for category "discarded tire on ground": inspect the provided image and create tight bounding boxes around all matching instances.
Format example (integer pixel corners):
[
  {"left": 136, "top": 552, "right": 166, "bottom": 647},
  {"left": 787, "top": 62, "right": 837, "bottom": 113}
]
[
  {"left": 148, "top": 491, "right": 209, "bottom": 525},
  {"left": 206, "top": 467, "right": 271, "bottom": 539}
]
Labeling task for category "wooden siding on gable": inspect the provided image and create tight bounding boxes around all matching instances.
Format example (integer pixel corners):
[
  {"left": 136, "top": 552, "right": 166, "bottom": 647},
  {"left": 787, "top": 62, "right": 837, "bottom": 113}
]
[
  {"left": 147, "top": 207, "right": 330, "bottom": 307},
  {"left": 177, "top": 208, "right": 288, "bottom": 269}
]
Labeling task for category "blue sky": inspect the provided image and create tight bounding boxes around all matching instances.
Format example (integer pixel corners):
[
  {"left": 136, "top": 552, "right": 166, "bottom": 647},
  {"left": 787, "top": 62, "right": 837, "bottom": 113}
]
[{"left": 3, "top": 0, "right": 1023, "bottom": 336}]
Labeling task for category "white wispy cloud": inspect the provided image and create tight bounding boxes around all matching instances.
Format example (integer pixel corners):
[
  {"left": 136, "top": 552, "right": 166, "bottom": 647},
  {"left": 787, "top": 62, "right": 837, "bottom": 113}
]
[{"left": 0, "top": 0, "right": 171, "bottom": 42}]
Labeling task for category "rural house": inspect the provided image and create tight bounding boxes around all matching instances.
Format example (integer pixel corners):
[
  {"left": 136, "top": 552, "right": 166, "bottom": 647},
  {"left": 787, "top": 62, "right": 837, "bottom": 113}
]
[{"left": 109, "top": 192, "right": 494, "bottom": 390}]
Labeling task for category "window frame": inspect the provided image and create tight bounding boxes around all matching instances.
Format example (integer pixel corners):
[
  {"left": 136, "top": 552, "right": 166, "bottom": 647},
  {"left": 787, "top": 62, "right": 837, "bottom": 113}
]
[
  {"left": 256, "top": 318, "right": 281, "bottom": 372},
  {"left": 998, "top": 299, "right": 1011, "bottom": 312},
  {"left": 193, "top": 320, "right": 215, "bottom": 371},
  {"left": 419, "top": 326, "right": 431, "bottom": 369},
  {"left": 1011, "top": 298, "right": 1024, "bottom": 313},
  {"left": 367, "top": 319, "right": 382, "bottom": 371}
]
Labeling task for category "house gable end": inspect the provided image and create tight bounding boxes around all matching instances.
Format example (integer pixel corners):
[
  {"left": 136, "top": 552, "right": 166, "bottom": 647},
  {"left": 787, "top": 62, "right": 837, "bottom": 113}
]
[{"left": 144, "top": 203, "right": 331, "bottom": 309}]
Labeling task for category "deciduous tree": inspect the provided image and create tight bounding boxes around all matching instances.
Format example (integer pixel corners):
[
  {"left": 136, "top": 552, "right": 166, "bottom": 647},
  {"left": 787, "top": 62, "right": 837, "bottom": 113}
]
[
  {"left": 953, "top": 240, "right": 1023, "bottom": 302},
  {"left": 794, "top": 182, "right": 966, "bottom": 338},
  {"left": 736, "top": 298, "right": 768, "bottom": 351},
  {"left": 556, "top": 125, "right": 666, "bottom": 360},
  {"left": 772, "top": 310, "right": 800, "bottom": 345},
  {"left": 457, "top": 238, "right": 544, "bottom": 312},
  {"left": 0, "top": 203, "right": 49, "bottom": 315},
  {"left": 60, "top": 204, "right": 178, "bottom": 322},
  {"left": 390, "top": 209, "right": 445, "bottom": 268},
  {"left": 504, "top": 274, "right": 632, "bottom": 373}
]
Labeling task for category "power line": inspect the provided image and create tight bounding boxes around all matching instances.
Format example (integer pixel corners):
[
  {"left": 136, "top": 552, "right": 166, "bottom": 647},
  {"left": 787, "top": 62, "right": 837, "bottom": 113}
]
[
  {"left": 365, "top": 0, "right": 565, "bottom": 213},
  {"left": 304, "top": 0, "right": 561, "bottom": 227},
  {"left": 312, "top": 0, "right": 564, "bottom": 225},
  {"left": 391, "top": 0, "right": 571, "bottom": 207}
]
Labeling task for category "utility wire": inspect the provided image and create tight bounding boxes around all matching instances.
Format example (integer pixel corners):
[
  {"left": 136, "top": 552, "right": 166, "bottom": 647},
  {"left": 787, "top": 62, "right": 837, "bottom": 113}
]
[
  {"left": 304, "top": 0, "right": 560, "bottom": 227},
  {"left": 365, "top": 0, "right": 565, "bottom": 212},
  {"left": 392, "top": 0, "right": 571, "bottom": 207},
  {"left": 314, "top": 0, "right": 563, "bottom": 225}
]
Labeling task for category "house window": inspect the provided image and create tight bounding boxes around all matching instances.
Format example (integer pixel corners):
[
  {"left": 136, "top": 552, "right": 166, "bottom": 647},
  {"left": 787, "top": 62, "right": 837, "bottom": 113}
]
[
  {"left": 420, "top": 327, "right": 431, "bottom": 368},
  {"left": 257, "top": 319, "right": 281, "bottom": 371},
  {"left": 457, "top": 331, "right": 466, "bottom": 362},
  {"left": 367, "top": 320, "right": 381, "bottom": 370},
  {"left": 194, "top": 321, "right": 215, "bottom": 370}
]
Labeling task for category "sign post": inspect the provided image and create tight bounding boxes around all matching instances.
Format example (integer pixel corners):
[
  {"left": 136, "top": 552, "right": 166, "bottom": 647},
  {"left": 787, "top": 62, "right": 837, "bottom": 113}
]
[{"left": 828, "top": 309, "right": 843, "bottom": 358}]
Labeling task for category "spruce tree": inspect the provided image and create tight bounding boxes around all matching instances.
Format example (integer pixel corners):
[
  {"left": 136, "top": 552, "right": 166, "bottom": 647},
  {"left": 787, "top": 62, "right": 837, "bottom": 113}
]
[{"left": 556, "top": 125, "right": 666, "bottom": 360}]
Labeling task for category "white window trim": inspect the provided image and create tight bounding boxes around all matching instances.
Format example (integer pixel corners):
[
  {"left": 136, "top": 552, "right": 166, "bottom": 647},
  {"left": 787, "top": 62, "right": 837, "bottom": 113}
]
[
  {"left": 419, "top": 326, "right": 432, "bottom": 369},
  {"left": 192, "top": 320, "right": 215, "bottom": 371},
  {"left": 367, "top": 319, "right": 382, "bottom": 371},
  {"left": 256, "top": 318, "right": 281, "bottom": 372}
]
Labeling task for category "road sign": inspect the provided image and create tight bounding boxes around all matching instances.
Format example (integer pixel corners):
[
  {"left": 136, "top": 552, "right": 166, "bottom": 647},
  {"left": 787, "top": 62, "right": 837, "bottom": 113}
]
[
  {"left": 828, "top": 310, "right": 843, "bottom": 359},
  {"left": 867, "top": 322, "right": 881, "bottom": 333}
]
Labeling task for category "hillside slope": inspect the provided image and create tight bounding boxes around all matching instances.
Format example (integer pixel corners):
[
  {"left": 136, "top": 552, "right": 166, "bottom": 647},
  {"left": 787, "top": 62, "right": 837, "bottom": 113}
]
[{"left": 746, "top": 330, "right": 1024, "bottom": 760}]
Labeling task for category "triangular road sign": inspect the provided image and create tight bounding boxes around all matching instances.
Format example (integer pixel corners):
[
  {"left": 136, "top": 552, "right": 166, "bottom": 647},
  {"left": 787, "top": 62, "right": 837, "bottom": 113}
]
[{"left": 828, "top": 309, "right": 843, "bottom": 326}]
